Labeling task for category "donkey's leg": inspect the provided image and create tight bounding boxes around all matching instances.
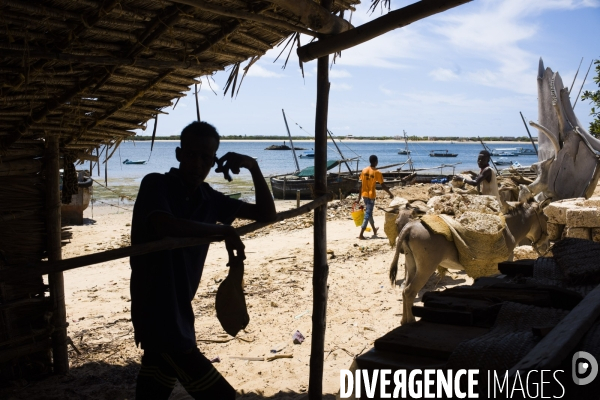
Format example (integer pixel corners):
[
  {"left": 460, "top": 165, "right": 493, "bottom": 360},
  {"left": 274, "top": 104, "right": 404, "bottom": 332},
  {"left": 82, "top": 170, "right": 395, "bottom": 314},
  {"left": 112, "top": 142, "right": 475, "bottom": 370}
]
[
  {"left": 401, "top": 235, "right": 446, "bottom": 324},
  {"left": 401, "top": 249, "right": 417, "bottom": 325}
]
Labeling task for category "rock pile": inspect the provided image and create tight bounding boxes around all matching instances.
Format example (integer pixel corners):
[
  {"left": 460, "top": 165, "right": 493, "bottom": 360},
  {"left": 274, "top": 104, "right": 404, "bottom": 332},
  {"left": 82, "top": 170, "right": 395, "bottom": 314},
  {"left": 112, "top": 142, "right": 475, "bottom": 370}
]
[
  {"left": 543, "top": 197, "right": 600, "bottom": 242},
  {"left": 427, "top": 194, "right": 503, "bottom": 217}
]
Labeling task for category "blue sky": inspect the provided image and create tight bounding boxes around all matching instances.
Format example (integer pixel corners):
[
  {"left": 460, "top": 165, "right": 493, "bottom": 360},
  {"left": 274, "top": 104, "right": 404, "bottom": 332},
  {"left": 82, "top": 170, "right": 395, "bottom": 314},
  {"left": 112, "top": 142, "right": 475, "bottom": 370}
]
[{"left": 137, "top": 0, "right": 600, "bottom": 138}]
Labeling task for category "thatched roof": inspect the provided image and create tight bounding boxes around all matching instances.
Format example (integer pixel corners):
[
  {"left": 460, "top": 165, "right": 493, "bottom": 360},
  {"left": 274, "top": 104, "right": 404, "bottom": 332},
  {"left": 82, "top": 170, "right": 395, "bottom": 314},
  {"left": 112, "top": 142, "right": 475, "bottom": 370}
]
[{"left": 0, "top": 0, "right": 359, "bottom": 156}]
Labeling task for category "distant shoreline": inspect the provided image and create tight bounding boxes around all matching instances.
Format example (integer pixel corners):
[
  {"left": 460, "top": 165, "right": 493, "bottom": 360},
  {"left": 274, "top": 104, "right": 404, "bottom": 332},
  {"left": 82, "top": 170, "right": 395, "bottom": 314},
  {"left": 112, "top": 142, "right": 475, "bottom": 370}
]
[
  {"left": 128, "top": 135, "right": 537, "bottom": 144},
  {"left": 126, "top": 138, "right": 537, "bottom": 145}
]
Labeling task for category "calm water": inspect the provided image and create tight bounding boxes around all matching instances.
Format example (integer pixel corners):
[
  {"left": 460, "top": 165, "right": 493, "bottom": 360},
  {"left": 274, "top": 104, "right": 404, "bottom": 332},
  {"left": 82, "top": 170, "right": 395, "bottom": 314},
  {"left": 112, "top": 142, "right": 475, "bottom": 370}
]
[{"left": 90, "top": 140, "right": 538, "bottom": 203}]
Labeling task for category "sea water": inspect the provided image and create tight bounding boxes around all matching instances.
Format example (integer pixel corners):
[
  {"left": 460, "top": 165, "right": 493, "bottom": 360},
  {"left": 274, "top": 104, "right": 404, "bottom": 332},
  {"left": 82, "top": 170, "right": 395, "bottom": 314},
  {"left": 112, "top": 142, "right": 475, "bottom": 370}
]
[{"left": 90, "top": 140, "right": 539, "bottom": 203}]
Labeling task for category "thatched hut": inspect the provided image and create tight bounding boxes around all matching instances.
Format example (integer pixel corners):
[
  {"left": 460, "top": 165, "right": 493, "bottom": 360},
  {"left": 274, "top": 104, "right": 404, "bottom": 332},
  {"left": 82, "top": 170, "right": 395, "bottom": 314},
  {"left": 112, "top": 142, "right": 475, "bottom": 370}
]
[{"left": 0, "top": 0, "right": 469, "bottom": 396}]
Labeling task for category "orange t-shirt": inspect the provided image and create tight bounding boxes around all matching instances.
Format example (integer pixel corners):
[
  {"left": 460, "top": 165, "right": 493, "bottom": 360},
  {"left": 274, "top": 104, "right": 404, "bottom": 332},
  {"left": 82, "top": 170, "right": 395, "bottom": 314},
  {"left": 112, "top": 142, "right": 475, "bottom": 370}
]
[{"left": 359, "top": 166, "right": 384, "bottom": 199}]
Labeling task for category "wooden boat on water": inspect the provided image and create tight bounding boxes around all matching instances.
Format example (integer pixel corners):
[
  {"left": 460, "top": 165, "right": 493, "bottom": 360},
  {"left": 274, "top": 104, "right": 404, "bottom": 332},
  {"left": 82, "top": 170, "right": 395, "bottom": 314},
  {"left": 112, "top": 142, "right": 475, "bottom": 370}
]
[
  {"left": 397, "top": 130, "right": 411, "bottom": 155},
  {"left": 299, "top": 150, "right": 314, "bottom": 158},
  {"left": 270, "top": 160, "right": 357, "bottom": 199},
  {"left": 270, "top": 174, "right": 356, "bottom": 199},
  {"left": 429, "top": 150, "right": 458, "bottom": 157},
  {"left": 123, "top": 159, "right": 147, "bottom": 164}
]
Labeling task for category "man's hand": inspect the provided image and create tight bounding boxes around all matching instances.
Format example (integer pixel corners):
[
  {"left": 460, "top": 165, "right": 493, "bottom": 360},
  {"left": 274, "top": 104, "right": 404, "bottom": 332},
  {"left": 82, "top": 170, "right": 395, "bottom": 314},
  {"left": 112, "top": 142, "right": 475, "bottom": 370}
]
[
  {"left": 224, "top": 226, "right": 245, "bottom": 261},
  {"left": 215, "top": 152, "right": 257, "bottom": 181}
]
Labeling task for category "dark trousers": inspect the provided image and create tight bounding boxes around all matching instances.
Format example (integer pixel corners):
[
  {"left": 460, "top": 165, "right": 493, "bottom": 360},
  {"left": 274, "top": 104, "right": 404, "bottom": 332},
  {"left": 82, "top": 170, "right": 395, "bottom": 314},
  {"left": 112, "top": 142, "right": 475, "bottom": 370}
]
[{"left": 135, "top": 347, "right": 235, "bottom": 399}]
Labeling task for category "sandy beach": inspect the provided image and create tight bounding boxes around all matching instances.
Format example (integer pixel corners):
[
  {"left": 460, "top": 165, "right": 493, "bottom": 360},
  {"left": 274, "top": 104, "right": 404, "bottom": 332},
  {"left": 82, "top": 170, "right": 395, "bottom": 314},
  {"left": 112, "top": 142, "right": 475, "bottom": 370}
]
[{"left": 4, "top": 181, "right": 586, "bottom": 400}]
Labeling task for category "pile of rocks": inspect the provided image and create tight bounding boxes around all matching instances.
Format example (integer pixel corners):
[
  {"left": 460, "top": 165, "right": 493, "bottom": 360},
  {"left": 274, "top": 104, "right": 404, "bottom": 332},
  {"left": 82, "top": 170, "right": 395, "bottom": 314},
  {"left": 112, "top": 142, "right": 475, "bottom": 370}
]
[
  {"left": 544, "top": 197, "right": 600, "bottom": 242},
  {"left": 427, "top": 194, "right": 503, "bottom": 217}
]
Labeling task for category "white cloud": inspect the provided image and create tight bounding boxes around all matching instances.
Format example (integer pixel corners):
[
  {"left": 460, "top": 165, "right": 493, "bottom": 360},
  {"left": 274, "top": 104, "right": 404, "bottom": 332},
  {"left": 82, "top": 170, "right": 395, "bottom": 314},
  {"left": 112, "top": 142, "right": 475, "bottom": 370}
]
[
  {"left": 429, "top": 0, "right": 600, "bottom": 93},
  {"left": 380, "top": 86, "right": 394, "bottom": 95},
  {"left": 246, "top": 65, "right": 284, "bottom": 78},
  {"left": 329, "top": 69, "right": 352, "bottom": 78},
  {"left": 331, "top": 82, "right": 352, "bottom": 91},
  {"left": 429, "top": 68, "right": 460, "bottom": 81}
]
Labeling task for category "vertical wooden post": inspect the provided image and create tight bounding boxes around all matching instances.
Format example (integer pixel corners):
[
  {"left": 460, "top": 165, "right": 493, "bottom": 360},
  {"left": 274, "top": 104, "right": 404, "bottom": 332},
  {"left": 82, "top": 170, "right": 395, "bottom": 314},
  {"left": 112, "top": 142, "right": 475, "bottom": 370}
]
[
  {"left": 309, "top": 1, "right": 332, "bottom": 398},
  {"left": 45, "top": 136, "right": 69, "bottom": 374}
]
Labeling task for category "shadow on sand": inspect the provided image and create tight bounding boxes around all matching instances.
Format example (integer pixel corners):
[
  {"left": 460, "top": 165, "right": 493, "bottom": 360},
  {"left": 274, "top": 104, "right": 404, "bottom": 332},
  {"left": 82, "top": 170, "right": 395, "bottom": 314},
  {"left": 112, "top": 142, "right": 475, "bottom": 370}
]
[{"left": 1, "top": 361, "right": 335, "bottom": 400}]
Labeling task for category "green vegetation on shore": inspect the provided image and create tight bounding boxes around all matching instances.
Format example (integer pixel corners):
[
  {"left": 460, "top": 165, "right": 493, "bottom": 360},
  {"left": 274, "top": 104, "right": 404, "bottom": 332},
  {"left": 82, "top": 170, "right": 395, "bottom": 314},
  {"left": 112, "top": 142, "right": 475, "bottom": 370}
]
[{"left": 129, "top": 135, "right": 537, "bottom": 142}]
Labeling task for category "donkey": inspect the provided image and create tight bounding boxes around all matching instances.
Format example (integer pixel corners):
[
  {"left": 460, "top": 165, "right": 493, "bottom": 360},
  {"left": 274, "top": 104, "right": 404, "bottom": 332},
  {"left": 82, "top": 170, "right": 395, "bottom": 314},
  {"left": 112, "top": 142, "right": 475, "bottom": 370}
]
[{"left": 390, "top": 202, "right": 549, "bottom": 324}]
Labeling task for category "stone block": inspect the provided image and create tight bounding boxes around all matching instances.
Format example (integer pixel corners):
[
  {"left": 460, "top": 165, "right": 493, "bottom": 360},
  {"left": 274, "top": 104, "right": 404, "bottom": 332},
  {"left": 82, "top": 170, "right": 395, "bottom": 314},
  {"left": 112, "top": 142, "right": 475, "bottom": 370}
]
[
  {"left": 544, "top": 202, "right": 579, "bottom": 224},
  {"left": 566, "top": 207, "right": 600, "bottom": 228},
  {"left": 564, "top": 227, "right": 591, "bottom": 240},
  {"left": 547, "top": 223, "right": 564, "bottom": 241},
  {"left": 583, "top": 197, "right": 600, "bottom": 208},
  {"left": 592, "top": 228, "right": 600, "bottom": 243}
]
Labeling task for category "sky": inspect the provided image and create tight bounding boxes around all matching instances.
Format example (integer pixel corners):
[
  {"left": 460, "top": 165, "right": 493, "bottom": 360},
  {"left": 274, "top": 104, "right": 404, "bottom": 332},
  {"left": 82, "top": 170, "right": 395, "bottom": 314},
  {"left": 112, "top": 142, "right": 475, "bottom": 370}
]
[{"left": 136, "top": 0, "right": 600, "bottom": 139}]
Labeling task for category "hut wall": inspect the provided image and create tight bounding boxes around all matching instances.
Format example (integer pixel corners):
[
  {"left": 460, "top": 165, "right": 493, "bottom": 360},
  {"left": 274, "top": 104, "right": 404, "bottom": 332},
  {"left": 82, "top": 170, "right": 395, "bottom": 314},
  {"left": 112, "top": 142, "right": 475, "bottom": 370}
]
[{"left": 0, "top": 141, "right": 68, "bottom": 381}]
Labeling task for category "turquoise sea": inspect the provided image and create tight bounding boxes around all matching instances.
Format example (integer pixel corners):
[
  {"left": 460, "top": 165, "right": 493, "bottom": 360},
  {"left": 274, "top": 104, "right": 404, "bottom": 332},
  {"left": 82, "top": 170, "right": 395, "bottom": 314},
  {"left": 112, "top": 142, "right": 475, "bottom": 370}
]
[{"left": 90, "top": 140, "right": 539, "bottom": 204}]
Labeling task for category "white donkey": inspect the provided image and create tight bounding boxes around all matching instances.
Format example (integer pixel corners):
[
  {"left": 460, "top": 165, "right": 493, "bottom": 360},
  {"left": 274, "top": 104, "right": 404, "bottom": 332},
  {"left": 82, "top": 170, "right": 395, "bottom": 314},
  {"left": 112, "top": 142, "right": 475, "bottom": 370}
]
[{"left": 389, "top": 202, "right": 550, "bottom": 324}]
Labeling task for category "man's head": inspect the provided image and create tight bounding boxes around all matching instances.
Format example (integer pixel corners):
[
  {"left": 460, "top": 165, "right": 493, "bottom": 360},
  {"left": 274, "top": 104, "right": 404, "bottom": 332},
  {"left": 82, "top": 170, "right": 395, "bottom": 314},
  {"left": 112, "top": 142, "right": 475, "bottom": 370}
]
[
  {"left": 369, "top": 155, "right": 378, "bottom": 167},
  {"left": 478, "top": 150, "right": 490, "bottom": 169},
  {"left": 176, "top": 121, "right": 221, "bottom": 183}
]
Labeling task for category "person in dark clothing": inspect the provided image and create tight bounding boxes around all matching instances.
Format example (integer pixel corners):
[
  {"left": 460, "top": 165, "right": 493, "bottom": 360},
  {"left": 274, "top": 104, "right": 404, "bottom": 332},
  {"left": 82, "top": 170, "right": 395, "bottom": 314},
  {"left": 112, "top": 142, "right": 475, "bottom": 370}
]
[{"left": 130, "top": 121, "right": 276, "bottom": 399}]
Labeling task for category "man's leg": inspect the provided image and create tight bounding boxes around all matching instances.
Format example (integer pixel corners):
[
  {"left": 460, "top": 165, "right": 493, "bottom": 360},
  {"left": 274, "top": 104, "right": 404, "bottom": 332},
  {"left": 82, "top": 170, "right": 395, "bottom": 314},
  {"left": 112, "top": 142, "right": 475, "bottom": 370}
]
[
  {"left": 136, "top": 351, "right": 177, "bottom": 400},
  {"left": 360, "top": 198, "right": 375, "bottom": 239},
  {"left": 368, "top": 200, "right": 378, "bottom": 235},
  {"left": 167, "top": 348, "right": 236, "bottom": 399}
]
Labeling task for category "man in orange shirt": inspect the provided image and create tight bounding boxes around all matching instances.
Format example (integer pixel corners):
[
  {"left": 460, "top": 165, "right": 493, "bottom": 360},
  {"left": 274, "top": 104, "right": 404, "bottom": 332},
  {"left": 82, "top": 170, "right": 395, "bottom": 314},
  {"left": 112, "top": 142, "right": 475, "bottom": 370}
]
[{"left": 356, "top": 155, "right": 393, "bottom": 240}]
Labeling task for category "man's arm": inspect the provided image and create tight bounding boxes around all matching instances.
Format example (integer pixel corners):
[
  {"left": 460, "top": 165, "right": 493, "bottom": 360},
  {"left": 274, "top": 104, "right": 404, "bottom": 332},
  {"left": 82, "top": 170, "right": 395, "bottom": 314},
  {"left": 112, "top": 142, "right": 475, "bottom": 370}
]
[
  {"left": 380, "top": 183, "right": 394, "bottom": 199},
  {"left": 149, "top": 212, "right": 245, "bottom": 259},
  {"left": 216, "top": 153, "right": 276, "bottom": 222},
  {"left": 463, "top": 168, "right": 492, "bottom": 187}
]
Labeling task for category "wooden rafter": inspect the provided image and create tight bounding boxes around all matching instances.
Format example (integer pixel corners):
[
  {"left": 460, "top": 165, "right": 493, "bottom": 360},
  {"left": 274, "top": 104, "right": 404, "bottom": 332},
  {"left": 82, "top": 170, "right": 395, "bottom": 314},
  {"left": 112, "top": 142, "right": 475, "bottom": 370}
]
[
  {"left": 267, "top": 0, "right": 353, "bottom": 34},
  {"left": 297, "top": 0, "right": 472, "bottom": 62},
  {"left": 170, "top": 0, "right": 318, "bottom": 37}
]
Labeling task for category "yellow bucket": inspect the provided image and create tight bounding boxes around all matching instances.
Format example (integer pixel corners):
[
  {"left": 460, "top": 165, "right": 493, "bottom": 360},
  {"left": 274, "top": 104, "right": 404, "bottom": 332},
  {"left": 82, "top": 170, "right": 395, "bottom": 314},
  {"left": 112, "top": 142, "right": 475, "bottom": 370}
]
[{"left": 351, "top": 204, "right": 364, "bottom": 227}]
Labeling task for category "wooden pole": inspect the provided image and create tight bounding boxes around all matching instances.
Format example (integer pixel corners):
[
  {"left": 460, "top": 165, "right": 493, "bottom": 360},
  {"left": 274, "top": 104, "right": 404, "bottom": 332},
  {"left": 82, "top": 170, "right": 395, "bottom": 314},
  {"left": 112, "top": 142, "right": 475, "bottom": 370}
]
[
  {"left": 297, "top": 0, "right": 471, "bottom": 63},
  {"left": 0, "top": 194, "right": 333, "bottom": 281},
  {"left": 45, "top": 136, "right": 69, "bottom": 374},
  {"left": 310, "top": 0, "right": 332, "bottom": 397}
]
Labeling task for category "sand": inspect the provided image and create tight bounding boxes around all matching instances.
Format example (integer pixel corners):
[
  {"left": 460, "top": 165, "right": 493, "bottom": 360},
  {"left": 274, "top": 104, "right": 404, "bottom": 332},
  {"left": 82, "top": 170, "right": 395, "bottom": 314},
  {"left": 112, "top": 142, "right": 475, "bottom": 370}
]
[{"left": 5, "top": 181, "right": 588, "bottom": 399}]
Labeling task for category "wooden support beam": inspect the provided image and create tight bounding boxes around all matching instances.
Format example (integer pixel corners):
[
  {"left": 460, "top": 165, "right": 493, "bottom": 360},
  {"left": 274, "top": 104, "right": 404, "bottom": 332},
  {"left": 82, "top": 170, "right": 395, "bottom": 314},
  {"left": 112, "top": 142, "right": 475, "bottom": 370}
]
[
  {"left": 309, "top": 1, "right": 332, "bottom": 398},
  {"left": 0, "top": 194, "right": 333, "bottom": 281},
  {"left": 297, "top": 0, "right": 472, "bottom": 62},
  {"left": 45, "top": 137, "right": 68, "bottom": 374},
  {"left": 267, "top": 0, "right": 353, "bottom": 34},
  {"left": 170, "top": 0, "right": 318, "bottom": 37}
]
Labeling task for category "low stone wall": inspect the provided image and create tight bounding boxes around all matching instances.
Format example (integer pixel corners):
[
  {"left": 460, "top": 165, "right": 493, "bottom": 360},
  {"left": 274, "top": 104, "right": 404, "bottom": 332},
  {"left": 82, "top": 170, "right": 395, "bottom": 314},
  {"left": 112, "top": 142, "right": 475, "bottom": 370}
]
[{"left": 544, "top": 197, "right": 600, "bottom": 242}]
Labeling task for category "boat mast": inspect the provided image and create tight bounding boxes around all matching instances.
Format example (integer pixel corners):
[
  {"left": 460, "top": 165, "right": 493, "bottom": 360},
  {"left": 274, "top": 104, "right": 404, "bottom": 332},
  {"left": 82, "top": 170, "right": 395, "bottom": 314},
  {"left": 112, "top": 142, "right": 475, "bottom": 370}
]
[
  {"left": 477, "top": 136, "right": 499, "bottom": 174},
  {"left": 327, "top": 130, "right": 354, "bottom": 175},
  {"left": 403, "top": 130, "right": 414, "bottom": 172},
  {"left": 282, "top": 109, "right": 300, "bottom": 172},
  {"left": 519, "top": 112, "right": 538, "bottom": 156}
]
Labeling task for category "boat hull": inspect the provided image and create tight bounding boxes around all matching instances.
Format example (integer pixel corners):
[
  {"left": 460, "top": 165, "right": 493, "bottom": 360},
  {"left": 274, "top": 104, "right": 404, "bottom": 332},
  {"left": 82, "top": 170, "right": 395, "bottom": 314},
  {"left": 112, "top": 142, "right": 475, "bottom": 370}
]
[{"left": 270, "top": 175, "right": 356, "bottom": 199}]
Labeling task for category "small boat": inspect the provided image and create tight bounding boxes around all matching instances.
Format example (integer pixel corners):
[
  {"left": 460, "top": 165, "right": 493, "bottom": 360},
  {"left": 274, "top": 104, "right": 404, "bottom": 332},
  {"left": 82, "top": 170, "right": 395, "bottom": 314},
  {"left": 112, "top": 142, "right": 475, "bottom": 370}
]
[
  {"left": 490, "top": 148, "right": 518, "bottom": 156},
  {"left": 516, "top": 146, "right": 537, "bottom": 155},
  {"left": 226, "top": 192, "right": 241, "bottom": 199},
  {"left": 398, "top": 130, "right": 411, "bottom": 155},
  {"left": 270, "top": 160, "right": 356, "bottom": 199},
  {"left": 429, "top": 150, "right": 458, "bottom": 157},
  {"left": 123, "top": 159, "right": 147, "bottom": 165},
  {"left": 494, "top": 158, "right": 522, "bottom": 166},
  {"left": 299, "top": 151, "right": 314, "bottom": 158}
]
